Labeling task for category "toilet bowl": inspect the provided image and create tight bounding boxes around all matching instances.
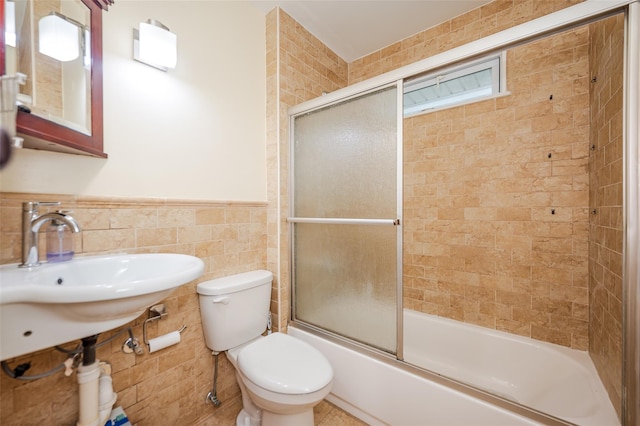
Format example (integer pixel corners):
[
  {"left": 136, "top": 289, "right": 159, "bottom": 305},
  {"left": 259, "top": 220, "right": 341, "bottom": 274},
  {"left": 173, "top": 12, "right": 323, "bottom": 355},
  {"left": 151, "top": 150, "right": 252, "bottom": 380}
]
[
  {"left": 229, "top": 332, "right": 333, "bottom": 426},
  {"left": 196, "top": 270, "right": 334, "bottom": 426}
]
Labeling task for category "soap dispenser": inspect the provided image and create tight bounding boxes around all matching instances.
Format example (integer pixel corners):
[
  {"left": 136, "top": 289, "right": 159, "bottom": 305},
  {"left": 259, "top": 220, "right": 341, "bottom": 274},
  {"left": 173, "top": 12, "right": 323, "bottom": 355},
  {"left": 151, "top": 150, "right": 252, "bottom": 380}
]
[{"left": 46, "top": 212, "right": 75, "bottom": 262}]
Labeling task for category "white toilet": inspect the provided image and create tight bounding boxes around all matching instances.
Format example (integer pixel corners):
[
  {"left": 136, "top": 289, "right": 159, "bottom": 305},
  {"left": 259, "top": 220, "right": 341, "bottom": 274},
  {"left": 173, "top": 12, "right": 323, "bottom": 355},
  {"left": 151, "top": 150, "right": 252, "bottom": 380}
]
[{"left": 196, "top": 270, "right": 333, "bottom": 426}]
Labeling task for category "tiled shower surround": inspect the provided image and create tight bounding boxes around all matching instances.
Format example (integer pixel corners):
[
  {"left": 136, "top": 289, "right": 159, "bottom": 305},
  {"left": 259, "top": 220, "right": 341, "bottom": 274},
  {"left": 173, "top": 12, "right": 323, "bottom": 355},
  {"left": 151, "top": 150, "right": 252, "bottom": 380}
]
[
  {"left": 403, "top": 26, "right": 592, "bottom": 349},
  {"left": 270, "top": 0, "right": 622, "bottom": 419},
  {"left": 400, "top": 15, "right": 622, "bottom": 417},
  {"left": 588, "top": 14, "right": 625, "bottom": 417},
  {"left": 348, "top": 0, "right": 584, "bottom": 83}
]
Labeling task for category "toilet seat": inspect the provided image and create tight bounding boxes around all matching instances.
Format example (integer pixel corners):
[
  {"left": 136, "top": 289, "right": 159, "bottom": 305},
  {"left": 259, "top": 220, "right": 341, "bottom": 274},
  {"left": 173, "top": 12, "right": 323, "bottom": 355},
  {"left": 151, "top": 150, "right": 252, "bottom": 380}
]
[{"left": 237, "top": 332, "right": 333, "bottom": 395}]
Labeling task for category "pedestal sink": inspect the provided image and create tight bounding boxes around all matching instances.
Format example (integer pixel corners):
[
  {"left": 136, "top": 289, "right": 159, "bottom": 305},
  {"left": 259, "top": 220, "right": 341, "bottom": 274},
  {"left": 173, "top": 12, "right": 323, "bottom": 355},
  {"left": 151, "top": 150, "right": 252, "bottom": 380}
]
[{"left": 0, "top": 253, "right": 205, "bottom": 361}]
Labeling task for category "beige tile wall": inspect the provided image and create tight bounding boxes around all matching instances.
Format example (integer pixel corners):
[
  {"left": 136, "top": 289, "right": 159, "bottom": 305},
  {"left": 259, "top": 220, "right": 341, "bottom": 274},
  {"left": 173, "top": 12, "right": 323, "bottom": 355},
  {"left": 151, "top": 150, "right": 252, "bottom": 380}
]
[
  {"left": 403, "top": 26, "right": 591, "bottom": 349},
  {"left": 0, "top": 192, "right": 267, "bottom": 425},
  {"left": 268, "top": 0, "right": 623, "bottom": 417},
  {"left": 348, "top": 0, "right": 622, "bottom": 414},
  {"left": 270, "top": 0, "right": 592, "bottom": 348},
  {"left": 276, "top": 10, "right": 348, "bottom": 106},
  {"left": 349, "top": 0, "right": 584, "bottom": 84},
  {"left": 588, "top": 14, "right": 624, "bottom": 418},
  {"left": 266, "top": 8, "right": 280, "bottom": 329},
  {"left": 267, "top": 8, "right": 349, "bottom": 332},
  {"left": 3, "top": 1, "right": 619, "bottom": 424}
]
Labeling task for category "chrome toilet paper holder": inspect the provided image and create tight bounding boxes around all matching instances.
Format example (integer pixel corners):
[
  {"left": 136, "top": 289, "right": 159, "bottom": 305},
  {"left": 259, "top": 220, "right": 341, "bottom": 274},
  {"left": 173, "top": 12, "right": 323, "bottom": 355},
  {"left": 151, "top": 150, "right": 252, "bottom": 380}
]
[{"left": 143, "top": 303, "right": 186, "bottom": 345}]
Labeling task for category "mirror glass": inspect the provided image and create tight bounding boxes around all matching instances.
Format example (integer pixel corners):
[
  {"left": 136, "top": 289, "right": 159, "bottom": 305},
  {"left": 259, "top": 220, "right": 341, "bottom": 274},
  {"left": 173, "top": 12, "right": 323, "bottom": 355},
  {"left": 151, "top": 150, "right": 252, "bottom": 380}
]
[{"left": 5, "top": 0, "right": 91, "bottom": 136}]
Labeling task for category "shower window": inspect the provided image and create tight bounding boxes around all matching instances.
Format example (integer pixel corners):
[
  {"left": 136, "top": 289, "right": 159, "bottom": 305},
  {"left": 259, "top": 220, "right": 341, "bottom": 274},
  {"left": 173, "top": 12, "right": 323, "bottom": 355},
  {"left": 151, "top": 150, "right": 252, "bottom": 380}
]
[{"left": 403, "top": 54, "right": 504, "bottom": 116}]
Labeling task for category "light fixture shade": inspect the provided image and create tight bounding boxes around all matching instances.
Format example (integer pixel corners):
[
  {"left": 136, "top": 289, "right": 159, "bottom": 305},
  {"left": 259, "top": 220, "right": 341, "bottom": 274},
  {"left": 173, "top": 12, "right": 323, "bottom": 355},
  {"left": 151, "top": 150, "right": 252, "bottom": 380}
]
[
  {"left": 39, "top": 14, "right": 80, "bottom": 62},
  {"left": 137, "top": 21, "right": 177, "bottom": 70},
  {"left": 5, "top": 1, "right": 16, "bottom": 47}
]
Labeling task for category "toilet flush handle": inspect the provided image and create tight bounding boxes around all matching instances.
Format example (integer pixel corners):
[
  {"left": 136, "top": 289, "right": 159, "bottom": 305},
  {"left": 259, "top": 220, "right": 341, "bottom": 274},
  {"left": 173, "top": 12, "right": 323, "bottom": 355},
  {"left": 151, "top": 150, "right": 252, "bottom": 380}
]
[{"left": 211, "top": 297, "right": 230, "bottom": 305}]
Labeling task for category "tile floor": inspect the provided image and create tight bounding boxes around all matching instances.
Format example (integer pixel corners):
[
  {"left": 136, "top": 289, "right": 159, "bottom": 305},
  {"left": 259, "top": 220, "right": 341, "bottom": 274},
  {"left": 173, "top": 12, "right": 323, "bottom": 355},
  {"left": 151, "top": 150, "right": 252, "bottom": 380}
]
[
  {"left": 193, "top": 397, "right": 367, "bottom": 426},
  {"left": 314, "top": 400, "right": 368, "bottom": 426}
]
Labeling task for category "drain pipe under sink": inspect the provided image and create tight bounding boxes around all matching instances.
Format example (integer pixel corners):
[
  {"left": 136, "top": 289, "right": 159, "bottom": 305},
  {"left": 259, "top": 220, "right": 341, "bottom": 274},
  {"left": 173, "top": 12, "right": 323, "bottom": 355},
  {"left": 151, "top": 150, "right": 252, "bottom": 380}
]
[
  {"left": 77, "top": 337, "right": 117, "bottom": 426},
  {"left": 98, "top": 363, "right": 118, "bottom": 422}
]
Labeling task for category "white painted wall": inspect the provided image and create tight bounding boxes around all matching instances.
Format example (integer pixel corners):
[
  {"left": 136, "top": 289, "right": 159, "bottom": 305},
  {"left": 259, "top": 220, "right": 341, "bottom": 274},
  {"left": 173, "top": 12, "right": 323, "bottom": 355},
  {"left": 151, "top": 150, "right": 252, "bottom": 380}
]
[{"left": 0, "top": 1, "right": 267, "bottom": 202}]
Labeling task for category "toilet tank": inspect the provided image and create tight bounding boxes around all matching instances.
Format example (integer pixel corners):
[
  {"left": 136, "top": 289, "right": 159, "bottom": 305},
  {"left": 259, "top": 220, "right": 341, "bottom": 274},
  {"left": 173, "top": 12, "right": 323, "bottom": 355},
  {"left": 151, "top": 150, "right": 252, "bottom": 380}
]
[{"left": 197, "top": 270, "right": 272, "bottom": 352}]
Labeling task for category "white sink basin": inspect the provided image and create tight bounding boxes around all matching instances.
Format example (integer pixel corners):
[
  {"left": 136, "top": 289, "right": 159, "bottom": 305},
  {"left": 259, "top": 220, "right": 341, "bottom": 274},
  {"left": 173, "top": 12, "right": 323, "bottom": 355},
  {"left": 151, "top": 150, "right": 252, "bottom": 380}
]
[{"left": 0, "top": 253, "right": 205, "bottom": 361}]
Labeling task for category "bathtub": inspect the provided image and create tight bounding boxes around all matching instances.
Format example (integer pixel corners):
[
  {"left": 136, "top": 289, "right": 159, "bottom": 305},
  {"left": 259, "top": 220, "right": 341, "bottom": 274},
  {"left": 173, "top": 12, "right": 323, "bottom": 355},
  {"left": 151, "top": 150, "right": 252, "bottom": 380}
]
[
  {"left": 289, "top": 309, "right": 620, "bottom": 426},
  {"left": 403, "top": 309, "right": 619, "bottom": 425}
]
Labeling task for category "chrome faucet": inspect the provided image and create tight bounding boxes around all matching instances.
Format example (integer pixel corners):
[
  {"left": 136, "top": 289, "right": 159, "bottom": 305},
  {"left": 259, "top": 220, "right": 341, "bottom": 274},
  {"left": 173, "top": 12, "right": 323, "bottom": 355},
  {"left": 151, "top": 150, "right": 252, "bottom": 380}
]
[{"left": 20, "top": 201, "right": 81, "bottom": 267}]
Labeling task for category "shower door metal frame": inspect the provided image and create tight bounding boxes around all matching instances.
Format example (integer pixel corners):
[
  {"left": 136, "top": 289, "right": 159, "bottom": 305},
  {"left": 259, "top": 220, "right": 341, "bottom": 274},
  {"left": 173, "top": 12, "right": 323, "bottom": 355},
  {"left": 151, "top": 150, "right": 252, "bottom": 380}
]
[
  {"left": 623, "top": 3, "right": 639, "bottom": 424},
  {"left": 288, "top": 80, "right": 405, "bottom": 360}
]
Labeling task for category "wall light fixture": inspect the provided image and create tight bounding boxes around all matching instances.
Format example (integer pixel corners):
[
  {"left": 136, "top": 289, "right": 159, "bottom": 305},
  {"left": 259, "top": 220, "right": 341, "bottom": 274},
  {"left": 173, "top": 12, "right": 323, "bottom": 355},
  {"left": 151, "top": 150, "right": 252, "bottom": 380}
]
[
  {"left": 133, "top": 19, "right": 177, "bottom": 71},
  {"left": 38, "top": 12, "right": 87, "bottom": 62}
]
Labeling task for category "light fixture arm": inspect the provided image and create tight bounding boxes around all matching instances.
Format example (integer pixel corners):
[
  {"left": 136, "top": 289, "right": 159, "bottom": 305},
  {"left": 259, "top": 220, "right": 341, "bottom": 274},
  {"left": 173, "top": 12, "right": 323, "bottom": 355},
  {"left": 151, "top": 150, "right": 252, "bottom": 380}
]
[{"left": 145, "top": 19, "right": 170, "bottom": 32}]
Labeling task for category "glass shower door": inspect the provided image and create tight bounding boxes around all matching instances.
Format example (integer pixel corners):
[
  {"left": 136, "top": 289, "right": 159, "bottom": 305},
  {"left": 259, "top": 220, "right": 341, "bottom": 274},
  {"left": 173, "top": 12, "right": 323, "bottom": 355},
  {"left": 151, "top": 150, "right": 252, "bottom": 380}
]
[{"left": 290, "top": 84, "right": 401, "bottom": 354}]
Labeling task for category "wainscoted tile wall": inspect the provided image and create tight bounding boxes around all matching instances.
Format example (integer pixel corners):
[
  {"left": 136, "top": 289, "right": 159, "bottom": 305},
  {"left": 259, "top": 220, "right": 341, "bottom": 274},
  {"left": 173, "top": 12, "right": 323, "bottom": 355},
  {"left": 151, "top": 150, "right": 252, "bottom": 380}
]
[
  {"left": 0, "top": 192, "right": 267, "bottom": 425},
  {"left": 1, "top": 1, "right": 625, "bottom": 424},
  {"left": 403, "top": 26, "right": 591, "bottom": 349},
  {"left": 588, "top": 14, "right": 625, "bottom": 418}
]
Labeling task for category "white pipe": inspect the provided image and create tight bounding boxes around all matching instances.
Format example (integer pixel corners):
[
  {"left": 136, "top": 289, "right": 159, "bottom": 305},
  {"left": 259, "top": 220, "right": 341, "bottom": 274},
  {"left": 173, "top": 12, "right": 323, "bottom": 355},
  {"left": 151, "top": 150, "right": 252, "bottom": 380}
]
[
  {"left": 98, "top": 362, "right": 118, "bottom": 425},
  {"left": 76, "top": 362, "right": 100, "bottom": 426},
  {"left": 76, "top": 361, "right": 117, "bottom": 426}
]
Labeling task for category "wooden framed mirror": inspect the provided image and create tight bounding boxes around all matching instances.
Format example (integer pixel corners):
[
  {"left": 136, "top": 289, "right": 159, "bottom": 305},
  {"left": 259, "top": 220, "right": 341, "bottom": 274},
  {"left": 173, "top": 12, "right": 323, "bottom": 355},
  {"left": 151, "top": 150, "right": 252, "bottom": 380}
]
[{"left": 1, "top": 0, "right": 112, "bottom": 157}]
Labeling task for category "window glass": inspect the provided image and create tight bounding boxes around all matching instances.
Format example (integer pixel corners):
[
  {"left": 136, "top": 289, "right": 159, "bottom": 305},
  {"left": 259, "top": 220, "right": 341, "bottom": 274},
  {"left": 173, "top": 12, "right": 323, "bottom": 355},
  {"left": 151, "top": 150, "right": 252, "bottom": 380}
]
[{"left": 403, "top": 56, "right": 501, "bottom": 116}]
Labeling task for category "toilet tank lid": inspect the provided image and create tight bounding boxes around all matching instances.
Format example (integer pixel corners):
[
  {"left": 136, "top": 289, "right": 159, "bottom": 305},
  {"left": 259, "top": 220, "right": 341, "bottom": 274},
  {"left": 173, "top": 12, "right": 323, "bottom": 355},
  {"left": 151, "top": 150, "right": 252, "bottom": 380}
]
[{"left": 196, "top": 270, "right": 272, "bottom": 296}]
